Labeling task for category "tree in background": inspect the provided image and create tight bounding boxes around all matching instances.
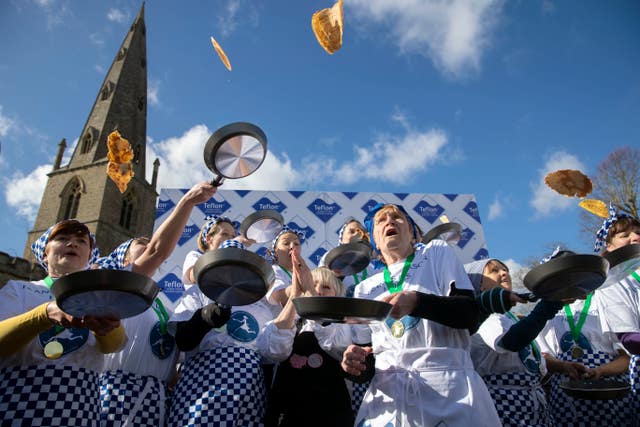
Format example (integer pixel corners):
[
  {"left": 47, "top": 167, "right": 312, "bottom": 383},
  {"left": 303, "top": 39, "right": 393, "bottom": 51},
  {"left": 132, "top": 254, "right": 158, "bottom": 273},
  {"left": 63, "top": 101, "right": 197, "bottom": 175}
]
[{"left": 579, "top": 146, "right": 640, "bottom": 247}]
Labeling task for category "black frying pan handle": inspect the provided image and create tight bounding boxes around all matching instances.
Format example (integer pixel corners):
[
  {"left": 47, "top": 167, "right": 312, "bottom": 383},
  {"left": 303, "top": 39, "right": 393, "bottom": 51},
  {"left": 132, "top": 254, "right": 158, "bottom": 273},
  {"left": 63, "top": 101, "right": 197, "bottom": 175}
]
[{"left": 210, "top": 176, "right": 224, "bottom": 187}]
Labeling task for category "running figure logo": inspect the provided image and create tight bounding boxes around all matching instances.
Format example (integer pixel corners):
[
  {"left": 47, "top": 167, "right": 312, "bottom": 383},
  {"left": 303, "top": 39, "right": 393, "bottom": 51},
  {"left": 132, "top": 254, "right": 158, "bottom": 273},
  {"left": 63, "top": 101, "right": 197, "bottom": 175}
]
[
  {"left": 226, "top": 311, "right": 259, "bottom": 343},
  {"left": 39, "top": 327, "right": 89, "bottom": 356}
]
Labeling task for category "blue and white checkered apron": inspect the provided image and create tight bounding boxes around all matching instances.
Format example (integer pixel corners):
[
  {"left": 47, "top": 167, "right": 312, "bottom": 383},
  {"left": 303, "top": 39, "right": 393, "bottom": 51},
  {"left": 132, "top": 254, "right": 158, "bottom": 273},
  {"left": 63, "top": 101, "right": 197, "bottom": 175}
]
[
  {"left": 483, "top": 371, "right": 553, "bottom": 427},
  {"left": 550, "top": 349, "right": 635, "bottom": 427},
  {"left": 99, "top": 370, "right": 167, "bottom": 427},
  {"left": 348, "top": 379, "right": 370, "bottom": 416},
  {"left": 0, "top": 364, "right": 100, "bottom": 426},
  {"left": 167, "top": 346, "right": 266, "bottom": 427},
  {"left": 628, "top": 354, "right": 640, "bottom": 426}
]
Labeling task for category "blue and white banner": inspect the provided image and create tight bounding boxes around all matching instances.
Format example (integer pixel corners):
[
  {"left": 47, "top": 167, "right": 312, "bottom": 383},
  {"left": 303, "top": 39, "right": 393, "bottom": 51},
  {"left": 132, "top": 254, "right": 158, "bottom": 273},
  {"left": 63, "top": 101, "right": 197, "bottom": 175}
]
[{"left": 152, "top": 189, "right": 488, "bottom": 307}]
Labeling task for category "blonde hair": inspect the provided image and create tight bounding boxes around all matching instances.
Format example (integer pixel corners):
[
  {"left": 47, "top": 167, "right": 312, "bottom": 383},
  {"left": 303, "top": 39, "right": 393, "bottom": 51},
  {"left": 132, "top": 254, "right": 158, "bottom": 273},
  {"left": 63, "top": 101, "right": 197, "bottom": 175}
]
[{"left": 311, "top": 267, "right": 345, "bottom": 297}]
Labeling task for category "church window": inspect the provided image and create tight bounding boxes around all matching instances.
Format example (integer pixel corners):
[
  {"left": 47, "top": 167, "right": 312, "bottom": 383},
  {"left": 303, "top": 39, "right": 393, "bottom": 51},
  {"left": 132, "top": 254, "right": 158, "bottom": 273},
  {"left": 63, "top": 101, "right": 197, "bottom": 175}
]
[
  {"left": 120, "top": 192, "right": 136, "bottom": 230},
  {"left": 80, "top": 132, "right": 92, "bottom": 154},
  {"left": 61, "top": 180, "right": 82, "bottom": 220},
  {"left": 138, "top": 96, "right": 145, "bottom": 111}
]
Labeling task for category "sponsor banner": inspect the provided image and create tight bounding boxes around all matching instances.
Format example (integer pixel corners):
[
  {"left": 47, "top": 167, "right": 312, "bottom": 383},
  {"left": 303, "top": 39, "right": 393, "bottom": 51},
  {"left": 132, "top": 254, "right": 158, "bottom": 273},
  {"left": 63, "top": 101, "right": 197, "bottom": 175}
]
[{"left": 152, "top": 189, "right": 488, "bottom": 308}]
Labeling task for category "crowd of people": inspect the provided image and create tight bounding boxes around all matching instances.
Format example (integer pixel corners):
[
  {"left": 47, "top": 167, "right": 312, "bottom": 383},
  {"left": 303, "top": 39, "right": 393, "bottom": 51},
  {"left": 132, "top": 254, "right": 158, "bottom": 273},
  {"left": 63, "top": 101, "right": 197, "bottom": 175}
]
[{"left": 1, "top": 180, "right": 639, "bottom": 427}]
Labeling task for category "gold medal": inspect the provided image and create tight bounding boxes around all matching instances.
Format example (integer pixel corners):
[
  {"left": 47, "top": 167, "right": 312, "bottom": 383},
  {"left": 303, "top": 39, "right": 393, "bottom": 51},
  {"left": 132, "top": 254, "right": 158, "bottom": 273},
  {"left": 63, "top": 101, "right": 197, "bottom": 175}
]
[
  {"left": 571, "top": 346, "right": 584, "bottom": 359},
  {"left": 44, "top": 341, "right": 64, "bottom": 359},
  {"left": 391, "top": 321, "right": 405, "bottom": 338}
]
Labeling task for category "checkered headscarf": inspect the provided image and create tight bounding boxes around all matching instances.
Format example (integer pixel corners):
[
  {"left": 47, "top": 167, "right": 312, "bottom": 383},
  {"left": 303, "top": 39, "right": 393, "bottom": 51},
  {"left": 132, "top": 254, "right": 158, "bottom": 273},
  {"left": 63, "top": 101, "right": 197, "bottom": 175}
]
[
  {"left": 31, "top": 222, "right": 100, "bottom": 270},
  {"left": 201, "top": 215, "right": 234, "bottom": 248},
  {"left": 594, "top": 203, "right": 630, "bottom": 253},
  {"left": 268, "top": 226, "right": 304, "bottom": 264},
  {"left": 337, "top": 218, "right": 356, "bottom": 245},
  {"left": 219, "top": 239, "right": 246, "bottom": 250},
  {"left": 94, "top": 239, "right": 134, "bottom": 270},
  {"left": 540, "top": 246, "right": 561, "bottom": 264}
]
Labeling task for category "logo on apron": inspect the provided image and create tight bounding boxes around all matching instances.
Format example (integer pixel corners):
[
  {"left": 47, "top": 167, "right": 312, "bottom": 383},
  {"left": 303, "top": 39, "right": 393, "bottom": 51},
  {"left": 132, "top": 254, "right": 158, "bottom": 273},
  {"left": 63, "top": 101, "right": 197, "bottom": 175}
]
[
  {"left": 149, "top": 321, "right": 176, "bottom": 359},
  {"left": 227, "top": 310, "right": 259, "bottom": 343},
  {"left": 559, "top": 331, "right": 592, "bottom": 353},
  {"left": 518, "top": 347, "right": 541, "bottom": 374},
  {"left": 39, "top": 326, "right": 89, "bottom": 356}
]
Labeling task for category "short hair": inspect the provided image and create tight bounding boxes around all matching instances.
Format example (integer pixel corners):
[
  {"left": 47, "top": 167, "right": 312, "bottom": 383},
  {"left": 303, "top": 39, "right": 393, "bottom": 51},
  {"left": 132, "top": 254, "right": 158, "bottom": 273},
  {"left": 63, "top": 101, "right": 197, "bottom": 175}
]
[
  {"left": 373, "top": 204, "right": 415, "bottom": 264},
  {"left": 311, "top": 267, "right": 345, "bottom": 297},
  {"left": 49, "top": 219, "right": 95, "bottom": 249}
]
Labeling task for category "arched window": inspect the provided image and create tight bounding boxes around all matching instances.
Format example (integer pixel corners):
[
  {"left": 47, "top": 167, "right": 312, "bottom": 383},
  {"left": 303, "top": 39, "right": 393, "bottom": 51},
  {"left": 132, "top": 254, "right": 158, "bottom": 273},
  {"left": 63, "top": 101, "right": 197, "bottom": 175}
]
[
  {"left": 119, "top": 191, "right": 136, "bottom": 230},
  {"left": 59, "top": 178, "right": 83, "bottom": 220},
  {"left": 80, "top": 132, "right": 92, "bottom": 154},
  {"left": 80, "top": 126, "right": 98, "bottom": 154}
]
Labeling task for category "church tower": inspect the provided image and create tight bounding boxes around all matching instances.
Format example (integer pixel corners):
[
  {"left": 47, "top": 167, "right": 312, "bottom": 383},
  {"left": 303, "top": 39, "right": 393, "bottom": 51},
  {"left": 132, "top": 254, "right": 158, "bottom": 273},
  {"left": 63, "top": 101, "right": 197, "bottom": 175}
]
[{"left": 23, "top": 4, "right": 159, "bottom": 262}]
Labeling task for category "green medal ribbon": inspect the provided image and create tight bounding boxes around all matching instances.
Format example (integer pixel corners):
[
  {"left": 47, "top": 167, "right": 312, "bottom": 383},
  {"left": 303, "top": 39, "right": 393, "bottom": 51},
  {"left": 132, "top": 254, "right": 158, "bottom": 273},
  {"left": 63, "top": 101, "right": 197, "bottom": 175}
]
[
  {"left": 352, "top": 269, "right": 368, "bottom": 285},
  {"left": 383, "top": 253, "right": 415, "bottom": 294},
  {"left": 151, "top": 298, "right": 170, "bottom": 335},
  {"left": 632, "top": 270, "right": 640, "bottom": 284},
  {"left": 43, "top": 275, "right": 55, "bottom": 289},
  {"left": 564, "top": 292, "right": 593, "bottom": 344},
  {"left": 280, "top": 266, "right": 292, "bottom": 280},
  {"left": 506, "top": 311, "right": 541, "bottom": 362},
  {"left": 43, "top": 276, "right": 64, "bottom": 334}
]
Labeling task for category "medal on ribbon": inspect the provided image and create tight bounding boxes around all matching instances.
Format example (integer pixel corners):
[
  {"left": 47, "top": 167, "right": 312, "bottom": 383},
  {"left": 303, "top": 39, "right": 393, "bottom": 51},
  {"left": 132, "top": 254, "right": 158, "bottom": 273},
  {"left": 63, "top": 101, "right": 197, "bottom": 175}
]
[
  {"left": 391, "top": 320, "right": 405, "bottom": 338},
  {"left": 564, "top": 293, "right": 593, "bottom": 360},
  {"left": 571, "top": 346, "right": 584, "bottom": 359},
  {"left": 44, "top": 340, "right": 64, "bottom": 359},
  {"left": 383, "top": 253, "right": 415, "bottom": 339}
]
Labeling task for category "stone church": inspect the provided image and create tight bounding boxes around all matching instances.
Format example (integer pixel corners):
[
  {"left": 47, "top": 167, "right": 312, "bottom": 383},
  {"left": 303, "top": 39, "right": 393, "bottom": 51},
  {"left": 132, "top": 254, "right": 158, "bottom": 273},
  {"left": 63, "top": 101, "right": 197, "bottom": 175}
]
[{"left": 0, "top": 4, "right": 158, "bottom": 286}]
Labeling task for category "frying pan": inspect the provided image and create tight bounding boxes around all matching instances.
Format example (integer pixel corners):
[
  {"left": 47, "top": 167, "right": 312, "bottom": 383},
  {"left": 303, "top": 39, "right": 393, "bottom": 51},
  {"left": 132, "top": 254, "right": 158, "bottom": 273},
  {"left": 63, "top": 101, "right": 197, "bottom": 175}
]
[
  {"left": 194, "top": 247, "right": 274, "bottom": 306},
  {"left": 523, "top": 254, "right": 609, "bottom": 301},
  {"left": 204, "top": 122, "right": 267, "bottom": 186},
  {"left": 422, "top": 222, "right": 462, "bottom": 245},
  {"left": 560, "top": 379, "right": 630, "bottom": 400},
  {"left": 293, "top": 296, "right": 391, "bottom": 324},
  {"left": 239, "top": 210, "right": 284, "bottom": 244},
  {"left": 50, "top": 269, "right": 159, "bottom": 319},
  {"left": 601, "top": 244, "right": 640, "bottom": 288},
  {"left": 324, "top": 239, "right": 373, "bottom": 278}
]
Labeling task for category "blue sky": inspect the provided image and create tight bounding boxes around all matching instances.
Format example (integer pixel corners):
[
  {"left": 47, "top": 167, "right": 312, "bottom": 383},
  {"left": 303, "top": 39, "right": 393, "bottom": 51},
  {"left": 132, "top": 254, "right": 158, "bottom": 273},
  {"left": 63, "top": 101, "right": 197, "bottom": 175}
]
[{"left": 1, "top": 0, "right": 639, "bottom": 273}]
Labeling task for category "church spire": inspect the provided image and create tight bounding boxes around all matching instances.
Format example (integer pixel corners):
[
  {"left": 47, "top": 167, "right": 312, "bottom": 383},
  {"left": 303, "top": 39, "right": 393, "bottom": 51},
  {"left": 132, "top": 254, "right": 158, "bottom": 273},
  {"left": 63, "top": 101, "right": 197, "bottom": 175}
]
[
  {"left": 24, "top": 3, "right": 158, "bottom": 261},
  {"left": 68, "top": 3, "right": 148, "bottom": 176}
]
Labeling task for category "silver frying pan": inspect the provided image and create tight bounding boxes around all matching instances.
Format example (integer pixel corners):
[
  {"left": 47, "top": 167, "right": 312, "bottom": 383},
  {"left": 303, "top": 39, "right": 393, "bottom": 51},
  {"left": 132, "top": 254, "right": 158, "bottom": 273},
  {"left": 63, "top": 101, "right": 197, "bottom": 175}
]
[
  {"left": 204, "top": 122, "right": 267, "bottom": 186},
  {"left": 423, "top": 222, "right": 462, "bottom": 245},
  {"left": 239, "top": 210, "right": 284, "bottom": 244}
]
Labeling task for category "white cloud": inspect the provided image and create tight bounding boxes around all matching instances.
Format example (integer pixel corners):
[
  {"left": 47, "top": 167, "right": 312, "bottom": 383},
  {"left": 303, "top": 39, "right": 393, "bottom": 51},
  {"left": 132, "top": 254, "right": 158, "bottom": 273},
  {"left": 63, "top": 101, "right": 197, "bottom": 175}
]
[
  {"left": 502, "top": 258, "right": 523, "bottom": 276},
  {"left": 107, "top": 8, "right": 128, "bottom": 24},
  {"left": 94, "top": 64, "right": 106, "bottom": 74},
  {"left": 318, "top": 124, "right": 448, "bottom": 185},
  {"left": 217, "top": 0, "right": 241, "bottom": 36},
  {"left": 348, "top": 0, "right": 504, "bottom": 78},
  {"left": 0, "top": 106, "right": 15, "bottom": 138},
  {"left": 488, "top": 196, "right": 503, "bottom": 221},
  {"left": 4, "top": 164, "right": 50, "bottom": 221},
  {"left": 148, "top": 80, "right": 160, "bottom": 107},
  {"left": 530, "top": 150, "right": 586, "bottom": 217},
  {"left": 33, "top": 0, "right": 72, "bottom": 30},
  {"left": 145, "top": 124, "right": 298, "bottom": 191}
]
